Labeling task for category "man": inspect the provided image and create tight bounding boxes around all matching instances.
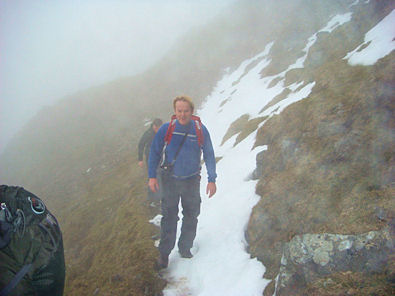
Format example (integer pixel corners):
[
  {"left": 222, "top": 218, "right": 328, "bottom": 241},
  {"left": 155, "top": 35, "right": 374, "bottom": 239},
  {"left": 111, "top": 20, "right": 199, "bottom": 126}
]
[
  {"left": 138, "top": 118, "right": 163, "bottom": 168},
  {"left": 138, "top": 118, "right": 163, "bottom": 206},
  {"left": 148, "top": 95, "right": 217, "bottom": 269}
]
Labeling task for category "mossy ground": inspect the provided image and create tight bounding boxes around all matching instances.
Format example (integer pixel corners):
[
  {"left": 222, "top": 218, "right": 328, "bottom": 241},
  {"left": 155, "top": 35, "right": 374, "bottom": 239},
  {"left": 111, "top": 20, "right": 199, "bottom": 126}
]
[
  {"left": 306, "top": 270, "right": 395, "bottom": 296},
  {"left": 221, "top": 114, "right": 268, "bottom": 146},
  {"left": 244, "top": 3, "right": 395, "bottom": 292},
  {"left": 53, "top": 155, "right": 166, "bottom": 296},
  {"left": 247, "top": 49, "right": 394, "bottom": 294}
]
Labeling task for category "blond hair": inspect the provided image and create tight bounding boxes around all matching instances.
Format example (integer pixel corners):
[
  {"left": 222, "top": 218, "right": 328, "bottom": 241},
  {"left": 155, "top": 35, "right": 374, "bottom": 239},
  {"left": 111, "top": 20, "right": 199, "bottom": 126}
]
[{"left": 173, "top": 95, "right": 194, "bottom": 113}]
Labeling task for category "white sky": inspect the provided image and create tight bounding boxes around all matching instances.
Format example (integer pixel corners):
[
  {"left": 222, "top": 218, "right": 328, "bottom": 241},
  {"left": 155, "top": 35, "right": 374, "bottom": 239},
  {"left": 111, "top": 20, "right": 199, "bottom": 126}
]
[
  {"left": 0, "top": 0, "right": 236, "bottom": 152},
  {"left": 149, "top": 9, "right": 394, "bottom": 295}
]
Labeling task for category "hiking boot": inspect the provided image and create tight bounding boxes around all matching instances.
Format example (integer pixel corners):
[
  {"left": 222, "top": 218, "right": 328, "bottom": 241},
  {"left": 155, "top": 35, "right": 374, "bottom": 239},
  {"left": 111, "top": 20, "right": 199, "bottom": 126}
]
[
  {"left": 179, "top": 249, "right": 193, "bottom": 259},
  {"left": 155, "top": 254, "right": 168, "bottom": 270}
]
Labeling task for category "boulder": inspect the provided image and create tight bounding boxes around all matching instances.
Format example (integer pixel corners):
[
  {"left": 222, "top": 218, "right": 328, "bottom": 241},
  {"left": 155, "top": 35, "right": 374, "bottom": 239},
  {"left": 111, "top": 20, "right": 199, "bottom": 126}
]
[{"left": 275, "top": 227, "right": 394, "bottom": 295}]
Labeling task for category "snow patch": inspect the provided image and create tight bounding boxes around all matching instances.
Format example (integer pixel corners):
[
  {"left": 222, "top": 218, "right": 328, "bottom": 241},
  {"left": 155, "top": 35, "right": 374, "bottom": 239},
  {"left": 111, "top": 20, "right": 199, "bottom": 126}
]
[{"left": 344, "top": 9, "right": 395, "bottom": 66}]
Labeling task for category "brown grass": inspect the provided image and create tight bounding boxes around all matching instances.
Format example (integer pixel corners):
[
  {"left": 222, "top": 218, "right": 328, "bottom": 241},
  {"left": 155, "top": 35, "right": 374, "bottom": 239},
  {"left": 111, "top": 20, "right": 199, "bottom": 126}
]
[{"left": 56, "top": 155, "right": 166, "bottom": 296}]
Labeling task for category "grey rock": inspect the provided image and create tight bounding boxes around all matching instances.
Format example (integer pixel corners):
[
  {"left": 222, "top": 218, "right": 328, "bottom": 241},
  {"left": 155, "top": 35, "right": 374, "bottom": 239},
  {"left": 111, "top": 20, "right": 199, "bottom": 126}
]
[
  {"left": 251, "top": 149, "right": 266, "bottom": 180},
  {"left": 275, "top": 227, "right": 394, "bottom": 296}
]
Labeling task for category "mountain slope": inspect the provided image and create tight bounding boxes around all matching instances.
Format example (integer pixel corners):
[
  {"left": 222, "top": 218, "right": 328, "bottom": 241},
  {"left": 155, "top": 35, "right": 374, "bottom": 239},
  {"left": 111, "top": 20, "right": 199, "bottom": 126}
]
[{"left": 0, "top": 0, "right": 351, "bottom": 195}]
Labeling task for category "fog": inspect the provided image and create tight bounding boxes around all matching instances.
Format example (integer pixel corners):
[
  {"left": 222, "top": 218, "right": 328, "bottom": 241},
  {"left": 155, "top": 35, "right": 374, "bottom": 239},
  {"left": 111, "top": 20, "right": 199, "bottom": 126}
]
[{"left": 0, "top": 0, "right": 236, "bottom": 153}]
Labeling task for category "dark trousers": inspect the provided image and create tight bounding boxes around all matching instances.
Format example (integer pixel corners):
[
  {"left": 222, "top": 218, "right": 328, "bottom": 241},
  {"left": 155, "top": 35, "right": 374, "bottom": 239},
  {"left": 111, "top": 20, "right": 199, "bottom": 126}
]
[{"left": 159, "top": 172, "right": 201, "bottom": 256}]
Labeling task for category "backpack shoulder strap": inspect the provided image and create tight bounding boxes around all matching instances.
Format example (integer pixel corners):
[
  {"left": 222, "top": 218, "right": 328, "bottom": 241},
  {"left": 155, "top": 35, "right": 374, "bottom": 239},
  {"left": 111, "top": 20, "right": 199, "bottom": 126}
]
[
  {"left": 0, "top": 264, "right": 32, "bottom": 296},
  {"left": 191, "top": 115, "right": 204, "bottom": 147},
  {"left": 164, "top": 115, "right": 177, "bottom": 145}
]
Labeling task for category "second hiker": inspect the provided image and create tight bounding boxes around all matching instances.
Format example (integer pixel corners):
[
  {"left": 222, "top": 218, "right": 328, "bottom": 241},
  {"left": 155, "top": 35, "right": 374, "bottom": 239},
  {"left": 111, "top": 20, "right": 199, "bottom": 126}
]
[
  {"left": 138, "top": 118, "right": 163, "bottom": 169},
  {"left": 138, "top": 118, "right": 163, "bottom": 206}
]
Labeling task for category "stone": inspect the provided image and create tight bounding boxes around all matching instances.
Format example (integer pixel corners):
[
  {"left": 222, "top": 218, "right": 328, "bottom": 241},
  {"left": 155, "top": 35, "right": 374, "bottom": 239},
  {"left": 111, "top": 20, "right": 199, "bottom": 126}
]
[{"left": 275, "top": 227, "right": 394, "bottom": 295}]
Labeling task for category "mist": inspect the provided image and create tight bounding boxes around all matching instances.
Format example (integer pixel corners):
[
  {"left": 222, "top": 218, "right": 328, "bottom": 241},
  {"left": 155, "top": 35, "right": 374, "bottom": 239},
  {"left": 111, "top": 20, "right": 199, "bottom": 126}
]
[{"left": 0, "top": 0, "right": 236, "bottom": 153}]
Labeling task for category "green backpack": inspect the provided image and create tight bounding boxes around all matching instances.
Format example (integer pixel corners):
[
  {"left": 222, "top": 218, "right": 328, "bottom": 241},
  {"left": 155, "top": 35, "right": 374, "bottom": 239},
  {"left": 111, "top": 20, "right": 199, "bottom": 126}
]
[{"left": 0, "top": 185, "right": 65, "bottom": 296}]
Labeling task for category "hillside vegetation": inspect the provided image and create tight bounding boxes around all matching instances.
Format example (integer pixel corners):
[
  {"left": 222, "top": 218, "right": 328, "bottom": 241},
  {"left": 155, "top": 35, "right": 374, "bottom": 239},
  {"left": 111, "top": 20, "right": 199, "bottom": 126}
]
[
  {"left": 248, "top": 53, "right": 394, "bottom": 295},
  {"left": 245, "top": 2, "right": 394, "bottom": 295},
  {"left": 59, "top": 155, "right": 166, "bottom": 295}
]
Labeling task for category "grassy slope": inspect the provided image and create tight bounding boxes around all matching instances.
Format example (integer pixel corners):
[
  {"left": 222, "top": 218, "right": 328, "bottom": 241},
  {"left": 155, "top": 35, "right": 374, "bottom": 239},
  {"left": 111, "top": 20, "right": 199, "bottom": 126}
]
[
  {"left": 244, "top": 2, "right": 395, "bottom": 293},
  {"left": 55, "top": 154, "right": 166, "bottom": 295}
]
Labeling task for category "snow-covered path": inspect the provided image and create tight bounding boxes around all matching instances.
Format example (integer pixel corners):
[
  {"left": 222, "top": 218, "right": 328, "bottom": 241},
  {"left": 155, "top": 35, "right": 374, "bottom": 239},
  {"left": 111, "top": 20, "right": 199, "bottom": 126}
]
[
  {"left": 161, "top": 132, "right": 269, "bottom": 296},
  {"left": 149, "top": 7, "right": 395, "bottom": 295}
]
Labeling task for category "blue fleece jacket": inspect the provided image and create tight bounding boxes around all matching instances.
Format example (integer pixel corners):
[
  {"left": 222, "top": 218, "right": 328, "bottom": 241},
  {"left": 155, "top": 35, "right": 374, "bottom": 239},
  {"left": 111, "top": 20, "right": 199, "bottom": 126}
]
[{"left": 148, "top": 120, "right": 217, "bottom": 183}]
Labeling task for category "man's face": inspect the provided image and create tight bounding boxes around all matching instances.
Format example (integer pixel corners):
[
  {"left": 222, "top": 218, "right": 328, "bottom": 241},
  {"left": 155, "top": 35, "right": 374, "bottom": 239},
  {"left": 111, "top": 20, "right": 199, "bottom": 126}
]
[
  {"left": 153, "top": 125, "right": 160, "bottom": 133},
  {"left": 175, "top": 101, "right": 192, "bottom": 126}
]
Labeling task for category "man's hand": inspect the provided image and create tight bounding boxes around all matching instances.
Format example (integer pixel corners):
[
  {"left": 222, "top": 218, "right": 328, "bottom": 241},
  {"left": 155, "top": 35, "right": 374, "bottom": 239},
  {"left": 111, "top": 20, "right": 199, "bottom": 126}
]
[
  {"left": 149, "top": 178, "right": 159, "bottom": 193},
  {"left": 206, "top": 182, "right": 217, "bottom": 198},
  {"left": 138, "top": 161, "right": 144, "bottom": 168}
]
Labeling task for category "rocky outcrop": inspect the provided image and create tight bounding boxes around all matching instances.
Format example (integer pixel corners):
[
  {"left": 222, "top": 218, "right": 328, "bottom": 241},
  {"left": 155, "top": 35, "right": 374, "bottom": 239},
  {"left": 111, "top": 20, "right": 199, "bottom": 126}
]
[{"left": 275, "top": 227, "right": 394, "bottom": 295}]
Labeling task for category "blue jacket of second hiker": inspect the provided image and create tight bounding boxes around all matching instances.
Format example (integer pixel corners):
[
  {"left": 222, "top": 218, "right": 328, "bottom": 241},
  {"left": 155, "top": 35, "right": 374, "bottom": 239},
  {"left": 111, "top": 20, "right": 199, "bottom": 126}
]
[{"left": 148, "top": 120, "right": 217, "bottom": 183}]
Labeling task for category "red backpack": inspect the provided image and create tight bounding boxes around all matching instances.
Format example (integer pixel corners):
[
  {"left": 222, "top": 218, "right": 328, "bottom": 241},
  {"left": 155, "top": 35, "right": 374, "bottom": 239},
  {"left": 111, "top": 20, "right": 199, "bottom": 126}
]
[{"left": 164, "top": 115, "right": 204, "bottom": 147}]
